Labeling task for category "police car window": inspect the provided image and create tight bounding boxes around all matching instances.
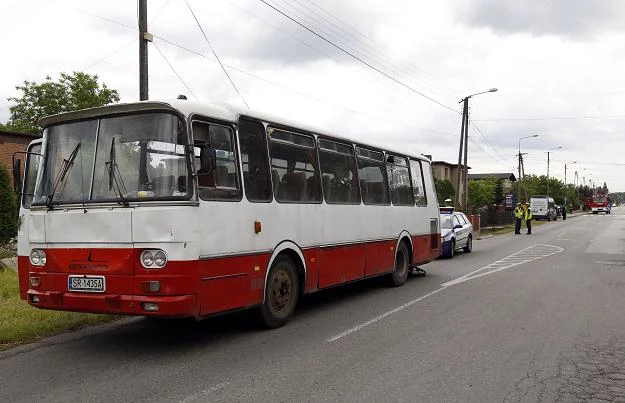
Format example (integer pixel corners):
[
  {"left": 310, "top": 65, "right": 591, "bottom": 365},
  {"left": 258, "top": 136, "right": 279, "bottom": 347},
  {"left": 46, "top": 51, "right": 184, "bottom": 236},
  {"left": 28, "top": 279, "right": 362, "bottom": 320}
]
[{"left": 453, "top": 216, "right": 461, "bottom": 226}]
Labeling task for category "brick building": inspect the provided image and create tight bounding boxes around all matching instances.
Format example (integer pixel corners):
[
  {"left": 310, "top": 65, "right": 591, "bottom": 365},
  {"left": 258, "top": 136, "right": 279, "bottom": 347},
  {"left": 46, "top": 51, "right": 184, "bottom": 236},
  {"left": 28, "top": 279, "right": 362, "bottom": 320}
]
[{"left": 0, "top": 129, "right": 40, "bottom": 187}]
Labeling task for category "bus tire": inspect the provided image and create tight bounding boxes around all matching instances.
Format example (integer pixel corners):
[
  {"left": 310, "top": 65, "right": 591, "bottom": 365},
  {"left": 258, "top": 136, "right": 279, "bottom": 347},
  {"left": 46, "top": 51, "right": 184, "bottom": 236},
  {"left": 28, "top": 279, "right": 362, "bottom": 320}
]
[
  {"left": 388, "top": 242, "right": 409, "bottom": 287},
  {"left": 259, "top": 255, "right": 299, "bottom": 328}
]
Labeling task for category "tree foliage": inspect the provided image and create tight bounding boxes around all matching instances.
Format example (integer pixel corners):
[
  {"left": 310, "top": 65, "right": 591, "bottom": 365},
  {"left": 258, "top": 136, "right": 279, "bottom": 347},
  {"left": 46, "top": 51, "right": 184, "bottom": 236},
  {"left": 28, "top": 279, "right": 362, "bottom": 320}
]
[
  {"left": 434, "top": 178, "right": 455, "bottom": 205},
  {"left": 492, "top": 179, "right": 505, "bottom": 205},
  {"left": 1, "top": 72, "right": 120, "bottom": 134},
  {"left": 0, "top": 164, "right": 18, "bottom": 242},
  {"left": 467, "top": 179, "right": 495, "bottom": 214}
]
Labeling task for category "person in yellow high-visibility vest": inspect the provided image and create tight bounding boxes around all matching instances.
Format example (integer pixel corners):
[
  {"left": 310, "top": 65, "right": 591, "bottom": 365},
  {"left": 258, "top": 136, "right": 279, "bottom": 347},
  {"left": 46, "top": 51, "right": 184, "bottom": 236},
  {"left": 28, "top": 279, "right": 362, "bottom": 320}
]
[
  {"left": 514, "top": 202, "right": 524, "bottom": 234},
  {"left": 522, "top": 201, "right": 533, "bottom": 234}
]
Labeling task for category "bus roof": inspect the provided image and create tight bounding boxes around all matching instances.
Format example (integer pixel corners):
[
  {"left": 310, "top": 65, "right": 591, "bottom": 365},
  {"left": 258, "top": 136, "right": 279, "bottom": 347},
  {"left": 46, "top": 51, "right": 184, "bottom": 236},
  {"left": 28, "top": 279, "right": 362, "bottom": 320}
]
[{"left": 39, "top": 99, "right": 432, "bottom": 162}]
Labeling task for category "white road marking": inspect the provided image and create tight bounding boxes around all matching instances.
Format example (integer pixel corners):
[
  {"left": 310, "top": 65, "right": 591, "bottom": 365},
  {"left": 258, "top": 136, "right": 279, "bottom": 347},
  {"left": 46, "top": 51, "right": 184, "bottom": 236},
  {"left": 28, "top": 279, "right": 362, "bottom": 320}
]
[
  {"left": 326, "top": 287, "right": 446, "bottom": 342},
  {"left": 179, "top": 382, "right": 230, "bottom": 403},
  {"left": 327, "top": 244, "right": 564, "bottom": 342}
]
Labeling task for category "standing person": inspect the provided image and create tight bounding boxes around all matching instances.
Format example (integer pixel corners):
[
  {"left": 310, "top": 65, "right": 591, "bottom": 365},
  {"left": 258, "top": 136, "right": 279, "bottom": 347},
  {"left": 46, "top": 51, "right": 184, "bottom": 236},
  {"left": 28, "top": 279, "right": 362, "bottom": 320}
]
[
  {"left": 523, "top": 202, "right": 533, "bottom": 234},
  {"left": 514, "top": 202, "right": 524, "bottom": 234},
  {"left": 562, "top": 204, "right": 567, "bottom": 220}
]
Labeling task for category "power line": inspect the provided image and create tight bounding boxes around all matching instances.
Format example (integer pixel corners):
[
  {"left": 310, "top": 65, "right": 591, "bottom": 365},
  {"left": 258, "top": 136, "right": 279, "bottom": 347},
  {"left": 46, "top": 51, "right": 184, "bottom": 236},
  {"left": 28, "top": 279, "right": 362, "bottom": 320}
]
[
  {"left": 258, "top": 0, "right": 459, "bottom": 115},
  {"left": 152, "top": 41, "right": 198, "bottom": 100},
  {"left": 153, "top": 33, "right": 457, "bottom": 138},
  {"left": 276, "top": 0, "right": 455, "bottom": 100},
  {"left": 475, "top": 114, "right": 625, "bottom": 122},
  {"left": 66, "top": 5, "right": 459, "bottom": 140},
  {"left": 185, "top": 0, "right": 249, "bottom": 109},
  {"left": 223, "top": 0, "right": 339, "bottom": 62},
  {"left": 469, "top": 120, "right": 513, "bottom": 165},
  {"left": 297, "top": 0, "right": 458, "bottom": 97},
  {"left": 83, "top": 38, "right": 137, "bottom": 70}
]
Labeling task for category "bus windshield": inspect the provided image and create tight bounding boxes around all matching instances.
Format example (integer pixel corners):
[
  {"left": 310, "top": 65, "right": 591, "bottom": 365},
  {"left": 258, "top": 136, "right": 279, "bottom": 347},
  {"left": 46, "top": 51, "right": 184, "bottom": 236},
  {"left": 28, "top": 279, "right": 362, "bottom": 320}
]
[{"left": 33, "top": 112, "right": 189, "bottom": 206}]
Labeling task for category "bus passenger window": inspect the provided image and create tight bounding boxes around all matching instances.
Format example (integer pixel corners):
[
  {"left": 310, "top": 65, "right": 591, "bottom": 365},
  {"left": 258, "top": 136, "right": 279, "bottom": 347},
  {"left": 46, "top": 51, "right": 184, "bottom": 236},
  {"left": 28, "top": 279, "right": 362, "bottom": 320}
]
[
  {"left": 239, "top": 118, "right": 272, "bottom": 202},
  {"left": 356, "top": 147, "right": 390, "bottom": 205},
  {"left": 386, "top": 155, "right": 414, "bottom": 206},
  {"left": 268, "top": 128, "right": 321, "bottom": 203},
  {"left": 409, "top": 159, "right": 428, "bottom": 206},
  {"left": 192, "top": 121, "right": 241, "bottom": 201},
  {"left": 318, "top": 139, "right": 360, "bottom": 204}
]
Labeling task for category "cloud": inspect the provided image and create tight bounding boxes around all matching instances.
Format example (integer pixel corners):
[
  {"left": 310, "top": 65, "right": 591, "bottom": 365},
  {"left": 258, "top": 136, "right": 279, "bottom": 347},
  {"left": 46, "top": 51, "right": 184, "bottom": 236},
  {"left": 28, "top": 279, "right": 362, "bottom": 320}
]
[{"left": 457, "top": 0, "right": 625, "bottom": 39}]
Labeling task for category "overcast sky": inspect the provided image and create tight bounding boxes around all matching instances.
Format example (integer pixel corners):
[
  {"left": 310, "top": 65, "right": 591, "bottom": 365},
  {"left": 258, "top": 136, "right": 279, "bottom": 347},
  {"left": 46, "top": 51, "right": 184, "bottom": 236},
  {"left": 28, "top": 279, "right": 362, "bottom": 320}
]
[{"left": 1, "top": 0, "right": 624, "bottom": 191}]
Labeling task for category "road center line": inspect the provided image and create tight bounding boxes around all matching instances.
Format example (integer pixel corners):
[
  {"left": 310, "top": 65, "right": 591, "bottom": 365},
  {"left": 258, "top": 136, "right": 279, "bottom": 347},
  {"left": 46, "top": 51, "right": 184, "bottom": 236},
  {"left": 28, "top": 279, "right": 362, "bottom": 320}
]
[{"left": 327, "top": 244, "right": 564, "bottom": 342}]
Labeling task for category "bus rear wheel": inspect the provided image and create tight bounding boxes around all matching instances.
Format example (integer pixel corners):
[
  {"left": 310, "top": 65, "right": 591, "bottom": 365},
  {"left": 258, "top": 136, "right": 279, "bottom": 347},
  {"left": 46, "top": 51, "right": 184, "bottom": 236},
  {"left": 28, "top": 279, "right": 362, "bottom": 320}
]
[
  {"left": 260, "top": 255, "right": 299, "bottom": 328},
  {"left": 388, "top": 242, "right": 409, "bottom": 287}
]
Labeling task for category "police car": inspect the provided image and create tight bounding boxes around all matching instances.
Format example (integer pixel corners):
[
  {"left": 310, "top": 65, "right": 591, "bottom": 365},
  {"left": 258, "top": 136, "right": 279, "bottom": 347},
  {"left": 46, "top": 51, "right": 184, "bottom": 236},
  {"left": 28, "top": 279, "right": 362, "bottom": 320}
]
[{"left": 440, "top": 207, "right": 473, "bottom": 258}]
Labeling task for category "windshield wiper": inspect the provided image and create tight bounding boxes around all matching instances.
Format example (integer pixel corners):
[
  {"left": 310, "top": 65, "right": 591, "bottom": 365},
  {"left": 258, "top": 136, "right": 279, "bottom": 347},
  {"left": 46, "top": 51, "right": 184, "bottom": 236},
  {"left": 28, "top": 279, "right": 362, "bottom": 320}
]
[
  {"left": 105, "top": 137, "right": 129, "bottom": 206},
  {"left": 46, "top": 142, "right": 81, "bottom": 209}
]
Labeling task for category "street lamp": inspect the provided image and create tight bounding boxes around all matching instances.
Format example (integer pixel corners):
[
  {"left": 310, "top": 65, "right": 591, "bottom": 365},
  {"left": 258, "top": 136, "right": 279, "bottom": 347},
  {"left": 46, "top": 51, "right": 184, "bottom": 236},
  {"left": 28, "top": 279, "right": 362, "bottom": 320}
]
[
  {"left": 456, "top": 87, "right": 498, "bottom": 210},
  {"left": 517, "top": 134, "right": 539, "bottom": 201}
]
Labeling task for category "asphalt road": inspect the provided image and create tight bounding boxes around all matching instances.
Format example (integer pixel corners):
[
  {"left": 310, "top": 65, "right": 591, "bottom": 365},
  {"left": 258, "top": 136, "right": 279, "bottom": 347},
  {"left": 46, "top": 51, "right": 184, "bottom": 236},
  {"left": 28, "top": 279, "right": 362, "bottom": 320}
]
[{"left": 1, "top": 207, "right": 625, "bottom": 402}]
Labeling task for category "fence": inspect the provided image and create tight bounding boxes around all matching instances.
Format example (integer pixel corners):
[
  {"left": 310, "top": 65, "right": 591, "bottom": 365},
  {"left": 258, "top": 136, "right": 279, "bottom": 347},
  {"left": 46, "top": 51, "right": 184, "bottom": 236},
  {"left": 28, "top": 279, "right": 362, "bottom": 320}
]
[{"left": 479, "top": 210, "right": 514, "bottom": 228}]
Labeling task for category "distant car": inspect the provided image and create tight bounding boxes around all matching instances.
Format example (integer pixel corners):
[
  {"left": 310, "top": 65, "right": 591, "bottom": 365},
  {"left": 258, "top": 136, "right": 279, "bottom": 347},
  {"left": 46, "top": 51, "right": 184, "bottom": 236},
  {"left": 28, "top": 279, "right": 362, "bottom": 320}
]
[
  {"left": 440, "top": 210, "right": 473, "bottom": 258},
  {"left": 530, "top": 195, "right": 557, "bottom": 221}
]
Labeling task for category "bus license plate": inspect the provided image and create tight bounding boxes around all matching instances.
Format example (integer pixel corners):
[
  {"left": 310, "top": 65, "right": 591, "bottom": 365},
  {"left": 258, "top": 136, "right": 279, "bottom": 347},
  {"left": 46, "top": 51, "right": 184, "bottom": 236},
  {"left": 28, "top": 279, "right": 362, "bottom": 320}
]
[{"left": 68, "top": 275, "right": 106, "bottom": 293}]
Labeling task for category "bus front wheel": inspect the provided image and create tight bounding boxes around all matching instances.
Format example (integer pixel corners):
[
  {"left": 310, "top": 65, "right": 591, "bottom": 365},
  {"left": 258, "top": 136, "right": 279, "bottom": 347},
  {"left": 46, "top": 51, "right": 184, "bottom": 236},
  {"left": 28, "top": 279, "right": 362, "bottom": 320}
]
[{"left": 260, "top": 255, "right": 299, "bottom": 328}]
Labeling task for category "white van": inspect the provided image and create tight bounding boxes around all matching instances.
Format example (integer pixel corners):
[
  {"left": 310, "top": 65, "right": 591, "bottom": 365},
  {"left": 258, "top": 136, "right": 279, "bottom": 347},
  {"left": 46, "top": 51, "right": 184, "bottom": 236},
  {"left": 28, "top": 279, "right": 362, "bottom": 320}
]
[{"left": 530, "top": 195, "right": 557, "bottom": 221}]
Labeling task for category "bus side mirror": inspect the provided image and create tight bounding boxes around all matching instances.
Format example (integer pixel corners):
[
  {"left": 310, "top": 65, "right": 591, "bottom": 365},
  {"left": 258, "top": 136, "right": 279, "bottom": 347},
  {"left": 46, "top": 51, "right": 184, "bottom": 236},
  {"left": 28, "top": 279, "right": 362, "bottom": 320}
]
[
  {"left": 199, "top": 146, "right": 216, "bottom": 174},
  {"left": 12, "top": 155, "right": 23, "bottom": 194}
]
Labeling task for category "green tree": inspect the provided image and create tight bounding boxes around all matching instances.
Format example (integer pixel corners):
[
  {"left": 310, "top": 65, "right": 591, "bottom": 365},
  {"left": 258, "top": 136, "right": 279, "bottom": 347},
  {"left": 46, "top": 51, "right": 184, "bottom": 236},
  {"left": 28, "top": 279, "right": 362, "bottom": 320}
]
[
  {"left": 0, "top": 164, "right": 18, "bottom": 242},
  {"left": 434, "top": 178, "right": 455, "bottom": 205},
  {"left": 492, "top": 178, "right": 505, "bottom": 205},
  {"left": 467, "top": 179, "right": 495, "bottom": 214},
  {"left": 1, "top": 71, "right": 120, "bottom": 134}
]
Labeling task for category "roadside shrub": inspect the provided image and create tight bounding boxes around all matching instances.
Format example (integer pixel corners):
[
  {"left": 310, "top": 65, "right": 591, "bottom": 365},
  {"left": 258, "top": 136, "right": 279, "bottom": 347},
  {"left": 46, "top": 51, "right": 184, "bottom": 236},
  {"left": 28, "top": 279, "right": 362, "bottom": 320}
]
[{"left": 0, "top": 164, "right": 18, "bottom": 242}]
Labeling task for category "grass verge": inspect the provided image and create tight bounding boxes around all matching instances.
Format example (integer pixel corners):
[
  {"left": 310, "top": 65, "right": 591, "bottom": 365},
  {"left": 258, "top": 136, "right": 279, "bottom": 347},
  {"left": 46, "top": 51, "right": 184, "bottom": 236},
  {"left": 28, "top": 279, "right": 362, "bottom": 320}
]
[
  {"left": 480, "top": 220, "right": 547, "bottom": 237},
  {"left": 0, "top": 269, "right": 117, "bottom": 351}
]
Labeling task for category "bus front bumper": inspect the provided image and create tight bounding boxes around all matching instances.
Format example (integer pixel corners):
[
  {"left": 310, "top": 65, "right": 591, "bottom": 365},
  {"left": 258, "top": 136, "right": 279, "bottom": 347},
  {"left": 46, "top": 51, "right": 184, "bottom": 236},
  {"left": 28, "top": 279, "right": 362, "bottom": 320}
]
[{"left": 26, "top": 290, "right": 197, "bottom": 318}]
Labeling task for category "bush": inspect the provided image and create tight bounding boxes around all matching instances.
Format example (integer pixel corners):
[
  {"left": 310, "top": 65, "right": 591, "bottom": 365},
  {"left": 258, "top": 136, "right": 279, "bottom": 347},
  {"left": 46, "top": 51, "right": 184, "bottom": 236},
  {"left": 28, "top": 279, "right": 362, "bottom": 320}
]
[{"left": 0, "top": 164, "right": 18, "bottom": 242}]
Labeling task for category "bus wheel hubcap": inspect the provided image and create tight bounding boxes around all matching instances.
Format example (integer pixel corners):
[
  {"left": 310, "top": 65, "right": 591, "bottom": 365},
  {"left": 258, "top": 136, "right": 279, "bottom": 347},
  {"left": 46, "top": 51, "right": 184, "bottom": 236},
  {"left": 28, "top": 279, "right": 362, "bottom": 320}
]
[{"left": 270, "top": 269, "right": 291, "bottom": 312}]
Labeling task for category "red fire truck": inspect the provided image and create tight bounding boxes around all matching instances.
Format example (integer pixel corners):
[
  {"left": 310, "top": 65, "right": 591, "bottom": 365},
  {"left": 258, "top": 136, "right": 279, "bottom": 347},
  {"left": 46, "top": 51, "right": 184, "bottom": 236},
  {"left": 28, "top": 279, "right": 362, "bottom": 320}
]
[{"left": 588, "top": 190, "right": 611, "bottom": 214}]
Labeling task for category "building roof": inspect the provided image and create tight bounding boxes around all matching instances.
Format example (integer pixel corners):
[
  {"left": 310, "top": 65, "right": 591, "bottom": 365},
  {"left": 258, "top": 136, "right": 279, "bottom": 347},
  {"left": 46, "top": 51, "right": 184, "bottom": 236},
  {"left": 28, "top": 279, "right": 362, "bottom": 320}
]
[
  {"left": 0, "top": 128, "right": 40, "bottom": 139},
  {"left": 468, "top": 173, "right": 517, "bottom": 181},
  {"left": 432, "top": 160, "right": 470, "bottom": 169}
]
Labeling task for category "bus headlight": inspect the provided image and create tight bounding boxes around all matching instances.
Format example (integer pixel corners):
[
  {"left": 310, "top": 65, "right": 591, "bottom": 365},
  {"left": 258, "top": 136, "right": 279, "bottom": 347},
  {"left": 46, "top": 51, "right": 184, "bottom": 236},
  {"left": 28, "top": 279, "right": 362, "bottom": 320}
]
[
  {"left": 30, "top": 249, "right": 47, "bottom": 266},
  {"left": 140, "top": 249, "right": 167, "bottom": 269}
]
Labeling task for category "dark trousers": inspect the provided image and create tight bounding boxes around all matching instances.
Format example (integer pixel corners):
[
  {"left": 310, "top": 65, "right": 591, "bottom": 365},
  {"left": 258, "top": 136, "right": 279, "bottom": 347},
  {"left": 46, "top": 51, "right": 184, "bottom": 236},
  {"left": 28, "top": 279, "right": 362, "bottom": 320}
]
[
  {"left": 515, "top": 218, "right": 522, "bottom": 234},
  {"left": 526, "top": 219, "right": 532, "bottom": 234}
]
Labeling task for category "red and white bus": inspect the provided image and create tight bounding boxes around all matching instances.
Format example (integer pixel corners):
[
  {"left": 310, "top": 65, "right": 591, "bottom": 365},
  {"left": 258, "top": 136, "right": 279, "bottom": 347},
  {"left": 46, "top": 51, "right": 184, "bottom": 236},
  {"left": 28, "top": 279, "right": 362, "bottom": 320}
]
[{"left": 14, "top": 100, "right": 440, "bottom": 327}]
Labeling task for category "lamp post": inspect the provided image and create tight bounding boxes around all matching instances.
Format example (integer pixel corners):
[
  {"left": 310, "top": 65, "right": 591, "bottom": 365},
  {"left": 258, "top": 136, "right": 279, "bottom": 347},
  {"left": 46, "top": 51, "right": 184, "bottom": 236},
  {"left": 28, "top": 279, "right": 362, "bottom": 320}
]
[
  {"left": 455, "top": 87, "right": 498, "bottom": 211},
  {"left": 546, "top": 146, "right": 562, "bottom": 196},
  {"left": 517, "top": 134, "right": 539, "bottom": 202}
]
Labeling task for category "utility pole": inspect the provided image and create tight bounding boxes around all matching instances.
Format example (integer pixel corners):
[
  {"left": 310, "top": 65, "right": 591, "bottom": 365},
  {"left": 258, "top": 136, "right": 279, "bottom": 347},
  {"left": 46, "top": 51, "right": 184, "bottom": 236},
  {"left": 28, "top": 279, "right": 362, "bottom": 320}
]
[
  {"left": 455, "top": 100, "right": 467, "bottom": 210},
  {"left": 454, "top": 88, "right": 497, "bottom": 211},
  {"left": 547, "top": 150, "right": 550, "bottom": 196},
  {"left": 139, "top": 0, "right": 151, "bottom": 101},
  {"left": 461, "top": 97, "right": 470, "bottom": 210},
  {"left": 517, "top": 152, "right": 522, "bottom": 201}
]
